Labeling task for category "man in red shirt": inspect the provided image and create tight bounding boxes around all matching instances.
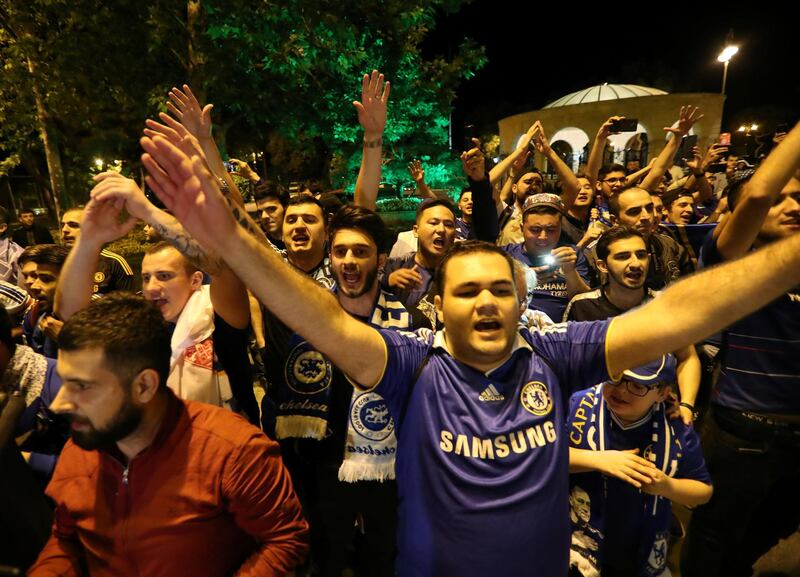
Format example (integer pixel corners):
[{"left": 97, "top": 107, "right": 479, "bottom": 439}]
[{"left": 28, "top": 293, "right": 308, "bottom": 577}]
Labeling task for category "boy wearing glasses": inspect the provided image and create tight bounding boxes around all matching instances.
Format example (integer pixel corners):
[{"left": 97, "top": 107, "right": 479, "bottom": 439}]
[{"left": 566, "top": 355, "right": 712, "bottom": 577}]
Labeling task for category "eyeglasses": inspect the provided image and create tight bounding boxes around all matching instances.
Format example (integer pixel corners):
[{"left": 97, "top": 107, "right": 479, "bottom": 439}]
[
  {"left": 602, "top": 177, "right": 626, "bottom": 184},
  {"left": 607, "top": 379, "right": 651, "bottom": 397}
]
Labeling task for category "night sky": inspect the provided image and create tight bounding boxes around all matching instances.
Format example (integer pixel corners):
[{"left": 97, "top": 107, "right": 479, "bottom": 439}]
[{"left": 423, "top": 3, "right": 798, "bottom": 137}]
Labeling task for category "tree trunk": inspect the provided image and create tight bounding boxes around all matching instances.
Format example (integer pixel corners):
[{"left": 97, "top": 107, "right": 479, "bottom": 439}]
[{"left": 26, "top": 55, "right": 64, "bottom": 223}]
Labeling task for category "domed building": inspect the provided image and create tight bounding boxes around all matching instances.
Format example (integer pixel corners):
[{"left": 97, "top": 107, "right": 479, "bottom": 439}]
[{"left": 498, "top": 84, "right": 725, "bottom": 174}]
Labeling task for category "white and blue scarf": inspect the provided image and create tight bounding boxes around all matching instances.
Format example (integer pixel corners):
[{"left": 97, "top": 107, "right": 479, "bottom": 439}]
[
  {"left": 275, "top": 289, "right": 411, "bottom": 482},
  {"left": 567, "top": 384, "right": 682, "bottom": 577}
]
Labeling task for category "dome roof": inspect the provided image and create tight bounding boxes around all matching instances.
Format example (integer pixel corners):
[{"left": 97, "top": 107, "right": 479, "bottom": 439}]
[{"left": 543, "top": 84, "right": 668, "bottom": 109}]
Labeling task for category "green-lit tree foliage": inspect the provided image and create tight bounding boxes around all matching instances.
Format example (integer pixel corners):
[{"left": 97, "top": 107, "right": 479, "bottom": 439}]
[{"left": 1, "top": 0, "right": 485, "bottom": 210}]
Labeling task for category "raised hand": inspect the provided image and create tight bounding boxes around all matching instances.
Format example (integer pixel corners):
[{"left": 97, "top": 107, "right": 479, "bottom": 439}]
[
  {"left": 353, "top": 70, "right": 390, "bottom": 140},
  {"left": 532, "top": 122, "right": 552, "bottom": 155},
  {"left": 599, "top": 116, "right": 626, "bottom": 138},
  {"left": 167, "top": 84, "right": 213, "bottom": 139},
  {"left": 408, "top": 159, "right": 426, "bottom": 183},
  {"left": 79, "top": 196, "right": 138, "bottom": 246},
  {"left": 460, "top": 139, "right": 486, "bottom": 181},
  {"left": 140, "top": 135, "right": 237, "bottom": 253},
  {"left": 685, "top": 146, "right": 704, "bottom": 173},
  {"left": 91, "top": 172, "right": 154, "bottom": 221},
  {"left": 666, "top": 105, "right": 704, "bottom": 137},
  {"left": 701, "top": 143, "right": 728, "bottom": 172}
]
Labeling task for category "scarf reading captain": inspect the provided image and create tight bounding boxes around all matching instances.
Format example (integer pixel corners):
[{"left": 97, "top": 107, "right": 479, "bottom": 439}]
[
  {"left": 567, "top": 384, "right": 682, "bottom": 577},
  {"left": 275, "top": 289, "right": 411, "bottom": 482}
]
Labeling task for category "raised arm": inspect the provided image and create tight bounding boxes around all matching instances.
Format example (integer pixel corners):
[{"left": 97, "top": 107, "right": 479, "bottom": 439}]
[
  {"left": 489, "top": 121, "right": 538, "bottom": 186},
  {"left": 461, "top": 142, "right": 499, "bottom": 241},
  {"left": 407, "top": 159, "right": 436, "bottom": 200},
  {"left": 353, "top": 70, "right": 390, "bottom": 210},
  {"left": 140, "top": 135, "right": 388, "bottom": 387},
  {"left": 532, "top": 122, "right": 580, "bottom": 209},
  {"left": 713, "top": 121, "right": 800, "bottom": 260},
  {"left": 54, "top": 196, "right": 137, "bottom": 321},
  {"left": 165, "top": 85, "right": 245, "bottom": 208},
  {"left": 90, "top": 172, "right": 250, "bottom": 330},
  {"left": 586, "top": 116, "right": 623, "bottom": 189},
  {"left": 605, "top": 230, "right": 800, "bottom": 378},
  {"left": 640, "top": 106, "right": 704, "bottom": 192}
]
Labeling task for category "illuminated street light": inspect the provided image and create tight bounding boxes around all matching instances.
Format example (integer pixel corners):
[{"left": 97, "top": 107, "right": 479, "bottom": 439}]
[{"left": 717, "top": 38, "right": 739, "bottom": 95}]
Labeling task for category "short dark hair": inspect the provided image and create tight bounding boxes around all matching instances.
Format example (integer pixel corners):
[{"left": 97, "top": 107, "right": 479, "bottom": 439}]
[
  {"left": 254, "top": 181, "right": 288, "bottom": 206},
  {"left": 59, "top": 293, "right": 171, "bottom": 388},
  {"left": 328, "top": 205, "right": 388, "bottom": 254},
  {"left": 662, "top": 188, "right": 693, "bottom": 209},
  {"left": 0, "top": 207, "right": 9, "bottom": 229},
  {"left": 301, "top": 178, "right": 325, "bottom": 195},
  {"left": 458, "top": 187, "right": 472, "bottom": 200},
  {"left": 598, "top": 164, "right": 627, "bottom": 181},
  {"left": 18, "top": 208, "right": 34, "bottom": 216},
  {"left": 434, "top": 240, "right": 516, "bottom": 297},
  {"left": 416, "top": 198, "right": 456, "bottom": 223},
  {"left": 18, "top": 244, "right": 69, "bottom": 269},
  {"left": 595, "top": 227, "right": 646, "bottom": 261},
  {"left": 144, "top": 242, "right": 199, "bottom": 275}
]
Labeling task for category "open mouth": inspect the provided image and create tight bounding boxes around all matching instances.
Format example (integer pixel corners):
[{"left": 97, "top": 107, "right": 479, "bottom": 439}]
[
  {"left": 625, "top": 270, "right": 643, "bottom": 282},
  {"left": 474, "top": 319, "right": 502, "bottom": 332},
  {"left": 292, "top": 233, "right": 310, "bottom": 243},
  {"left": 342, "top": 271, "right": 361, "bottom": 284},
  {"left": 432, "top": 237, "right": 445, "bottom": 250}
]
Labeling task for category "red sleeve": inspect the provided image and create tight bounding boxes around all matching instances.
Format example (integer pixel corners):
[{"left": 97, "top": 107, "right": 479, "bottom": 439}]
[
  {"left": 225, "top": 431, "right": 309, "bottom": 577},
  {"left": 27, "top": 504, "right": 85, "bottom": 577}
]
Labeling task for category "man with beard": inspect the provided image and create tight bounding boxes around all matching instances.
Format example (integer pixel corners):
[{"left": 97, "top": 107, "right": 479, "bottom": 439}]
[
  {"left": 271, "top": 205, "right": 410, "bottom": 577},
  {"left": 59, "top": 206, "right": 135, "bottom": 296},
  {"left": 681, "top": 122, "right": 800, "bottom": 577},
  {"left": 28, "top": 294, "right": 309, "bottom": 577},
  {"left": 584, "top": 187, "right": 692, "bottom": 289},
  {"left": 564, "top": 227, "right": 701, "bottom": 425},
  {"left": 382, "top": 198, "right": 456, "bottom": 328},
  {"left": 139, "top": 129, "right": 800, "bottom": 577}
]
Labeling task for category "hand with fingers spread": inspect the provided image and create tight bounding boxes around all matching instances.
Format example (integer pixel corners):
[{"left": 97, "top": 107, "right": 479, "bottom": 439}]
[
  {"left": 510, "top": 149, "right": 531, "bottom": 178},
  {"left": 353, "top": 70, "right": 390, "bottom": 141},
  {"left": 595, "top": 449, "right": 658, "bottom": 489},
  {"left": 144, "top": 114, "right": 207, "bottom": 165},
  {"left": 408, "top": 159, "right": 426, "bottom": 184},
  {"left": 90, "top": 172, "right": 155, "bottom": 222},
  {"left": 460, "top": 139, "right": 486, "bottom": 181},
  {"left": 167, "top": 84, "right": 214, "bottom": 140},
  {"left": 140, "top": 135, "right": 237, "bottom": 254},
  {"left": 666, "top": 105, "right": 704, "bottom": 137},
  {"left": 388, "top": 266, "right": 423, "bottom": 291}
]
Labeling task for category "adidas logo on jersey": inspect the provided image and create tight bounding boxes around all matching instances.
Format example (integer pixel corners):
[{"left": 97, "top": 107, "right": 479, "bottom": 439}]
[{"left": 479, "top": 384, "right": 505, "bottom": 402}]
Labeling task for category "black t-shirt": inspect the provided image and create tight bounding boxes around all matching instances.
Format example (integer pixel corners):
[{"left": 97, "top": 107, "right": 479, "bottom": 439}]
[
  {"left": 564, "top": 287, "right": 657, "bottom": 323},
  {"left": 213, "top": 312, "right": 259, "bottom": 424}
]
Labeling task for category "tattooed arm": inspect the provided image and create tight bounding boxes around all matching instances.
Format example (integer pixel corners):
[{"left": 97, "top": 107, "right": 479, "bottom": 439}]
[{"left": 89, "top": 172, "right": 250, "bottom": 329}]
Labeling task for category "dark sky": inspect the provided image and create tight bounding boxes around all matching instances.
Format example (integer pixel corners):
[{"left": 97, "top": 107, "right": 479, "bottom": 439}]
[{"left": 424, "top": 3, "right": 798, "bottom": 136}]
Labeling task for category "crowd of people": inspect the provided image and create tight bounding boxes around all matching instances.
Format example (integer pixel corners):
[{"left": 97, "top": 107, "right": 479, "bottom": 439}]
[{"left": 0, "top": 69, "right": 798, "bottom": 577}]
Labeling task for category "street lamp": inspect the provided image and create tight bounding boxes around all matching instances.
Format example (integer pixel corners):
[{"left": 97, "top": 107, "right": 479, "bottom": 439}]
[{"left": 717, "top": 44, "right": 738, "bottom": 95}]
